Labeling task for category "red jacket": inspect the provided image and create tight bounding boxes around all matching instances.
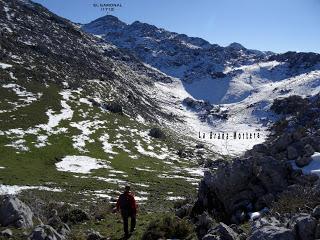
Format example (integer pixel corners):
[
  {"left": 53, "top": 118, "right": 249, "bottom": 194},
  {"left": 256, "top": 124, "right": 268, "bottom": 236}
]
[{"left": 116, "top": 192, "right": 137, "bottom": 214}]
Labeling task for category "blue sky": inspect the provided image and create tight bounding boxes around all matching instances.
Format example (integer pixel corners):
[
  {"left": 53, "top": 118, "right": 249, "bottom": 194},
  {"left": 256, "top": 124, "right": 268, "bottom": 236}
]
[{"left": 33, "top": 0, "right": 320, "bottom": 53}]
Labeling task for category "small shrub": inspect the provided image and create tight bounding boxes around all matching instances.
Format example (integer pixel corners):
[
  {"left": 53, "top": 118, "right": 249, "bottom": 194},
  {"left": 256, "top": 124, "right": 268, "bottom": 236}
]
[
  {"left": 271, "top": 185, "right": 320, "bottom": 215},
  {"left": 142, "top": 215, "right": 196, "bottom": 240},
  {"left": 104, "top": 102, "right": 123, "bottom": 114},
  {"left": 149, "top": 128, "right": 166, "bottom": 139}
]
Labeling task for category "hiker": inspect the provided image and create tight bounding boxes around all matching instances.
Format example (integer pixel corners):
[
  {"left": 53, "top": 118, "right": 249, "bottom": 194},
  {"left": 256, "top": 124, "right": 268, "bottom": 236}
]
[{"left": 115, "top": 185, "right": 137, "bottom": 238}]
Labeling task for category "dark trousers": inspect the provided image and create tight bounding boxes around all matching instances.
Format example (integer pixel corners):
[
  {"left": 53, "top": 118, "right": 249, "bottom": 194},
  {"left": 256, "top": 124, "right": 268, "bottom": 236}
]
[{"left": 121, "top": 212, "right": 136, "bottom": 235}]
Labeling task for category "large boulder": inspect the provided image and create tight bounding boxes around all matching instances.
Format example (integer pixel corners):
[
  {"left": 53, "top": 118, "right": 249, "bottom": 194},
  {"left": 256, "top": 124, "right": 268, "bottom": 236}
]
[
  {"left": 29, "top": 225, "right": 65, "bottom": 240},
  {"left": 290, "top": 214, "right": 316, "bottom": 240},
  {"left": 271, "top": 133, "right": 293, "bottom": 153},
  {"left": 198, "top": 156, "right": 290, "bottom": 220},
  {"left": 248, "top": 225, "right": 295, "bottom": 240},
  {"left": 0, "top": 195, "right": 33, "bottom": 228}
]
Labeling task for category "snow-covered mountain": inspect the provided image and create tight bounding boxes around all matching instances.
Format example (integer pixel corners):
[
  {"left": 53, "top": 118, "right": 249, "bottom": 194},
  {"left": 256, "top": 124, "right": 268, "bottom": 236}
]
[{"left": 83, "top": 15, "right": 320, "bottom": 154}]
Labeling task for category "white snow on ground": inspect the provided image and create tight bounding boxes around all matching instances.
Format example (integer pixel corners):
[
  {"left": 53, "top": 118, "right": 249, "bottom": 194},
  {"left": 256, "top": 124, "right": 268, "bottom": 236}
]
[
  {"left": 291, "top": 152, "right": 320, "bottom": 176},
  {"left": 2, "top": 83, "right": 41, "bottom": 104},
  {"left": 183, "top": 168, "right": 205, "bottom": 177},
  {"left": 55, "top": 155, "right": 111, "bottom": 174},
  {"left": 0, "top": 185, "right": 63, "bottom": 195},
  {"left": 99, "top": 133, "right": 118, "bottom": 155},
  {"left": 70, "top": 120, "right": 105, "bottom": 152},
  {"left": 135, "top": 167, "right": 155, "bottom": 172},
  {"left": 0, "top": 166, "right": 5, "bottom": 169},
  {"left": 0, "top": 62, "right": 12, "bottom": 69},
  {"left": 95, "top": 176, "right": 126, "bottom": 184},
  {"left": 1, "top": 89, "right": 73, "bottom": 151},
  {"left": 34, "top": 135, "right": 49, "bottom": 148},
  {"left": 41, "top": 90, "right": 73, "bottom": 132},
  {"left": 133, "top": 183, "right": 150, "bottom": 188},
  {"left": 135, "top": 140, "right": 168, "bottom": 160},
  {"left": 5, "top": 139, "right": 29, "bottom": 151},
  {"left": 166, "top": 196, "right": 186, "bottom": 201}
]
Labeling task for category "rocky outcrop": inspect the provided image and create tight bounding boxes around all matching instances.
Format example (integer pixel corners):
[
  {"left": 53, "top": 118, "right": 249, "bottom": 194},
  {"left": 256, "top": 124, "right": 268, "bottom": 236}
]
[
  {"left": 0, "top": 195, "right": 33, "bottom": 229},
  {"left": 28, "top": 225, "right": 65, "bottom": 240},
  {"left": 196, "top": 156, "right": 291, "bottom": 223},
  {"left": 249, "top": 225, "right": 295, "bottom": 240},
  {"left": 148, "top": 128, "right": 166, "bottom": 139},
  {"left": 203, "top": 222, "right": 239, "bottom": 240}
]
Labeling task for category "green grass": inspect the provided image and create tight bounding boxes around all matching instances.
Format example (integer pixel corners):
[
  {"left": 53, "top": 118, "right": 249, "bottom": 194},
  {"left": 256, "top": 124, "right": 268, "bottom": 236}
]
[{"left": 0, "top": 80, "right": 205, "bottom": 208}]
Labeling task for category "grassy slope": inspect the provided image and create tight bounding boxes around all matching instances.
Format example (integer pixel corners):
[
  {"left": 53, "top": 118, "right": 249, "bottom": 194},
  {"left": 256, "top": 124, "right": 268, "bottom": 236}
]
[{"left": 0, "top": 78, "right": 207, "bottom": 239}]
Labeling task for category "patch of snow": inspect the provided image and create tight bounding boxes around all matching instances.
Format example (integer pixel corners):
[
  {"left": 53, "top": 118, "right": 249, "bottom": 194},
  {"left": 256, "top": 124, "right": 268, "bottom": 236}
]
[
  {"left": 99, "top": 133, "right": 118, "bottom": 155},
  {"left": 135, "top": 167, "right": 155, "bottom": 172},
  {"left": 166, "top": 196, "right": 186, "bottom": 201},
  {"left": 55, "top": 155, "right": 111, "bottom": 174},
  {"left": 0, "top": 62, "right": 12, "bottom": 69},
  {"left": 0, "top": 185, "right": 63, "bottom": 195},
  {"left": 135, "top": 140, "right": 168, "bottom": 160}
]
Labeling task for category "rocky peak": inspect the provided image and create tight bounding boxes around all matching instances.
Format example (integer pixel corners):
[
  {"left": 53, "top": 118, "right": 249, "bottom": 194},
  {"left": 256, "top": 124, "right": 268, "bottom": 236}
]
[
  {"left": 227, "top": 42, "right": 247, "bottom": 51},
  {"left": 82, "top": 14, "right": 127, "bottom": 34}
]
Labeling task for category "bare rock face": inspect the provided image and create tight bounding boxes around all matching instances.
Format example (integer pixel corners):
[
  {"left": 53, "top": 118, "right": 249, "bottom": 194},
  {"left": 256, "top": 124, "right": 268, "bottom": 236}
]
[
  {"left": 197, "top": 156, "right": 291, "bottom": 223},
  {"left": 0, "top": 195, "right": 33, "bottom": 229},
  {"left": 248, "top": 225, "right": 295, "bottom": 240}
]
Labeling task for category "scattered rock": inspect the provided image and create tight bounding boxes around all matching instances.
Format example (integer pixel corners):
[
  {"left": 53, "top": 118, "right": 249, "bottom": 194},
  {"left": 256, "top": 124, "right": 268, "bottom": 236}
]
[
  {"left": 295, "top": 155, "right": 312, "bottom": 167},
  {"left": 195, "top": 212, "right": 214, "bottom": 238},
  {"left": 304, "top": 144, "right": 315, "bottom": 157},
  {"left": 0, "top": 195, "right": 33, "bottom": 229},
  {"left": 29, "top": 225, "right": 65, "bottom": 240},
  {"left": 287, "top": 146, "right": 298, "bottom": 160},
  {"left": 205, "top": 222, "right": 240, "bottom": 240},
  {"left": 48, "top": 211, "right": 70, "bottom": 237},
  {"left": 87, "top": 230, "right": 107, "bottom": 240},
  {"left": 175, "top": 204, "right": 193, "bottom": 219},
  {"left": 0, "top": 229, "right": 13, "bottom": 238}
]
